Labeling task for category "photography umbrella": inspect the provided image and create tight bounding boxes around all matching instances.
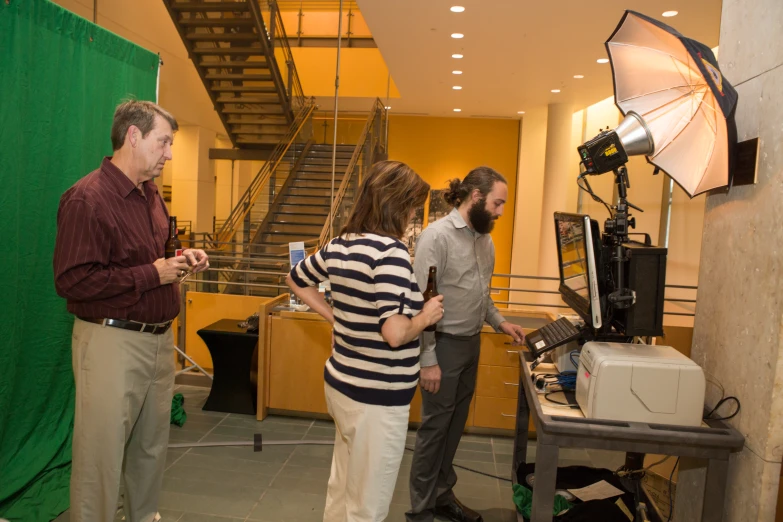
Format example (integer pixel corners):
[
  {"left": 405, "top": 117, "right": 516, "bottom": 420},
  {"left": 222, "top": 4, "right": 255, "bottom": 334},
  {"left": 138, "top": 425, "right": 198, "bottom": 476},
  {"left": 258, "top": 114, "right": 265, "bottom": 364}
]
[{"left": 606, "top": 10, "right": 738, "bottom": 197}]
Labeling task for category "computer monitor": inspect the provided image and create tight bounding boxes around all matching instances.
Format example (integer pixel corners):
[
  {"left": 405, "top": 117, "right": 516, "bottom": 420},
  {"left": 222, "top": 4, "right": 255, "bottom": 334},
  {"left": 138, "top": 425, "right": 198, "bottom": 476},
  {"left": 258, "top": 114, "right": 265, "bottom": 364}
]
[{"left": 554, "top": 212, "right": 603, "bottom": 329}]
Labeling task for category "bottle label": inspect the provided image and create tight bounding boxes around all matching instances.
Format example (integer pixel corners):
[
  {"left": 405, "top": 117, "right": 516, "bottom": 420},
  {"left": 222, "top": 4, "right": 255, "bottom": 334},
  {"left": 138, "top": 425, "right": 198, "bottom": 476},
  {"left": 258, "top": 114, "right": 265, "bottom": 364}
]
[{"left": 175, "top": 249, "right": 183, "bottom": 257}]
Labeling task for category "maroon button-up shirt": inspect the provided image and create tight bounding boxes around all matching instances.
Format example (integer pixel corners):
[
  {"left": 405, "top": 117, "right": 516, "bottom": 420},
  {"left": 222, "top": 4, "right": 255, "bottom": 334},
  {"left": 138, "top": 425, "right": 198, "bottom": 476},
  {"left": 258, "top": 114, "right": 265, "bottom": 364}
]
[{"left": 53, "top": 157, "right": 180, "bottom": 323}]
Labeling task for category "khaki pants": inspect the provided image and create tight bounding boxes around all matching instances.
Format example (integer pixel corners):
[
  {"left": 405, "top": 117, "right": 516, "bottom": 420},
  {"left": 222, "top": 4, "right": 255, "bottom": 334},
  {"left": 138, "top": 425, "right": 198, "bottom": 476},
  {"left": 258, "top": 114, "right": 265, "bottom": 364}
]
[
  {"left": 323, "top": 383, "right": 410, "bottom": 522},
  {"left": 70, "top": 318, "right": 175, "bottom": 522}
]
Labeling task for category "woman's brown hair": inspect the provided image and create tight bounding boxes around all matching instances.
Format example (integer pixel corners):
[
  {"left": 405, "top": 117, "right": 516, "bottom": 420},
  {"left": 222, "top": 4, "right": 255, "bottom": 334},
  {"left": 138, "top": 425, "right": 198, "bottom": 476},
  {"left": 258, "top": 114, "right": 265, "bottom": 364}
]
[{"left": 340, "top": 160, "right": 430, "bottom": 239}]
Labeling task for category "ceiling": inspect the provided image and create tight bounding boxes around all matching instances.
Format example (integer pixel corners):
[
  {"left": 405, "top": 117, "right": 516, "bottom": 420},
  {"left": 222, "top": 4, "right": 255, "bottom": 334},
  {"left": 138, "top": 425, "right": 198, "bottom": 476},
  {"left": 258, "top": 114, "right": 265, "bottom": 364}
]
[{"left": 329, "top": 0, "right": 723, "bottom": 118}]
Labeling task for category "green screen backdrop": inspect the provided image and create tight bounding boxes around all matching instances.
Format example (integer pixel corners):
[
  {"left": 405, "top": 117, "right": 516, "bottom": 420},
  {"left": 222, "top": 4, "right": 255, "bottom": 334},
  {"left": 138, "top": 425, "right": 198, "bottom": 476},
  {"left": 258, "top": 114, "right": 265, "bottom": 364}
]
[{"left": 0, "top": 1, "right": 159, "bottom": 519}]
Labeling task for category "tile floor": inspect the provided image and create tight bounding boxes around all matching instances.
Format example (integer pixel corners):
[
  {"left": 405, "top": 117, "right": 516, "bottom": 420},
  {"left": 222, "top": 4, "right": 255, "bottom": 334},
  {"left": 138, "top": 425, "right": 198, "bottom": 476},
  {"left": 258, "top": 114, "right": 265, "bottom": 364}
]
[{"left": 54, "top": 385, "right": 626, "bottom": 522}]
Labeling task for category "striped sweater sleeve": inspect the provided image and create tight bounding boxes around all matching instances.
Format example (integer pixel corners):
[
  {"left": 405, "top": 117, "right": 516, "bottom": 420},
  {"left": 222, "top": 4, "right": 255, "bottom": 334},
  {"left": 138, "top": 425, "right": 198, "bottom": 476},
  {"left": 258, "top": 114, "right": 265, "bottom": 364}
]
[
  {"left": 373, "top": 243, "right": 423, "bottom": 326},
  {"left": 289, "top": 243, "right": 330, "bottom": 288}
]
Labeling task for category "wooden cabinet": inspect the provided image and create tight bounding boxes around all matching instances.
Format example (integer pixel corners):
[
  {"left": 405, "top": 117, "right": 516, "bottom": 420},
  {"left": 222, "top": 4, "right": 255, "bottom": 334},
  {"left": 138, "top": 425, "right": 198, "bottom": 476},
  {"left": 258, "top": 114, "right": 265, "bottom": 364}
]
[
  {"left": 478, "top": 333, "right": 521, "bottom": 367},
  {"left": 473, "top": 397, "right": 518, "bottom": 430},
  {"left": 263, "top": 309, "right": 552, "bottom": 433},
  {"left": 268, "top": 315, "right": 332, "bottom": 414},
  {"left": 476, "top": 365, "right": 520, "bottom": 399}
]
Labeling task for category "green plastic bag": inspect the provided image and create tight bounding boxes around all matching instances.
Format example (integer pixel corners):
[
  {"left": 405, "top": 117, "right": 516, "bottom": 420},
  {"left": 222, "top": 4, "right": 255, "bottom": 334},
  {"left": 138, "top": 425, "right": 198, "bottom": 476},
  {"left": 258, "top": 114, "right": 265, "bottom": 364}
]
[
  {"left": 170, "top": 393, "right": 187, "bottom": 427},
  {"left": 512, "top": 483, "right": 572, "bottom": 519}
]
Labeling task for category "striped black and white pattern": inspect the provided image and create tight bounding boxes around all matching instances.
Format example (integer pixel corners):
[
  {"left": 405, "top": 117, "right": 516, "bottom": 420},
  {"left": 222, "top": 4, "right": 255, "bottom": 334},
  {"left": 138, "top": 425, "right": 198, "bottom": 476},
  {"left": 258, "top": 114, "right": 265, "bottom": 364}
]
[{"left": 290, "top": 233, "right": 424, "bottom": 406}]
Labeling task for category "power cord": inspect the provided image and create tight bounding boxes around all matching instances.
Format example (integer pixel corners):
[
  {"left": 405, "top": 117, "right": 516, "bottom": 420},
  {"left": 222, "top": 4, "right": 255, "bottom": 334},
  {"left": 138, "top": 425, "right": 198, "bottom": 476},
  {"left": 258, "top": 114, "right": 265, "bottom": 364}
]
[
  {"left": 705, "top": 396, "right": 741, "bottom": 421},
  {"left": 577, "top": 174, "right": 613, "bottom": 217},
  {"left": 701, "top": 372, "right": 741, "bottom": 422},
  {"left": 404, "top": 446, "right": 511, "bottom": 482},
  {"left": 667, "top": 457, "right": 679, "bottom": 522}
]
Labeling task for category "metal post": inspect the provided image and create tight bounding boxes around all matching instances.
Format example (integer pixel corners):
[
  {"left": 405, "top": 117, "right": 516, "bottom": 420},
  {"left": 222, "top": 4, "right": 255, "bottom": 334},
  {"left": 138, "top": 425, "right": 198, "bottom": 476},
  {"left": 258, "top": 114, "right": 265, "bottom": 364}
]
[
  {"left": 269, "top": 1, "right": 277, "bottom": 50},
  {"left": 297, "top": 3, "right": 303, "bottom": 47},
  {"left": 385, "top": 74, "right": 391, "bottom": 153},
  {"left": 329, "top": 0, "right": 344, "bottom": 242}
]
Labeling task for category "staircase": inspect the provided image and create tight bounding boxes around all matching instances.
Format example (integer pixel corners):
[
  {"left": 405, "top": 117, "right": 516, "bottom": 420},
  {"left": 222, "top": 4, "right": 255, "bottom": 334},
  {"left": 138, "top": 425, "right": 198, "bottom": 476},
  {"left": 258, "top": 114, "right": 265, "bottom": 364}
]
[
  {"left": 226, "top": 143, "right": 356, "bottom": 296},
  {"left": 163, "top": 0, "right": 304, "bottom": 148}
]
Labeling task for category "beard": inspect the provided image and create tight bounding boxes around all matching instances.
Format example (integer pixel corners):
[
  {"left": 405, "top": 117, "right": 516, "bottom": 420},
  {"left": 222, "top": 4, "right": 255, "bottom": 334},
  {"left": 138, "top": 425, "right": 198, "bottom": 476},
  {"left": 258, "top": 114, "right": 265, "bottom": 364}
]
[{"left": 468, "top": 197, "right": 497, "bottom": 234}]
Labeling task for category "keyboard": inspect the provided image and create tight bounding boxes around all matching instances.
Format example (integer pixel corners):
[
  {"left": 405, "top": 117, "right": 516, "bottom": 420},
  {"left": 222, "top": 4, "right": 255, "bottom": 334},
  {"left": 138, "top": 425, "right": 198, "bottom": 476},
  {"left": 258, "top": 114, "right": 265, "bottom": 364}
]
[{"left": 525, "top": 317, "right": 582, "bottom": 358}]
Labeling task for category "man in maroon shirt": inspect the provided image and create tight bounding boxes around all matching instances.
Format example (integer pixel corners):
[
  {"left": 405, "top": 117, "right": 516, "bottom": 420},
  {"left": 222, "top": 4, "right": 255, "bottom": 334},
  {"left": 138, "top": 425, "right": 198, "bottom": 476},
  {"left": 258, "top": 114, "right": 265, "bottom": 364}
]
[{"left": 53, "top": 100, "right": 209, "bottom": 522}]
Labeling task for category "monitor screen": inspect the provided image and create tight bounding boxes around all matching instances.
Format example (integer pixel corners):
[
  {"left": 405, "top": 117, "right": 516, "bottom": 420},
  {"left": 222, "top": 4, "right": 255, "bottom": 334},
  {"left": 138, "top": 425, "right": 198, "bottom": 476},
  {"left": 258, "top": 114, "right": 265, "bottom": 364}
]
[
  {"left": 554, "top": 212, "right": 603, "bottom": 328},
  {"left": 558, "top": 220, "right": 590, "bottom": 300}
]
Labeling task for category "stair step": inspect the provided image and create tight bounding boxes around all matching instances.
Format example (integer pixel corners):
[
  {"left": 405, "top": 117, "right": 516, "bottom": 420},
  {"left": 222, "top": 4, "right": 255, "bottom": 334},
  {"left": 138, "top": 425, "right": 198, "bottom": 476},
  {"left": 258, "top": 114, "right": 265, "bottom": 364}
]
[
  {"left": 307, "top": 150, "right": 355, "bottom": 158},
  {"left": 222, "top": 107, "right": 287, "bottom": 115},
  {"left": 292, "top": 180, "right": 341, "bottom": 189},
  {"left": 260, "top": 233, "right": 320, "bottom": 244},
  {"left": 199, "top": 59, "right": 268, "bottom": 68},
  {"left": 236, "top": 136, "right": 287, "bottom": 144},
  {"left": 295, "top": 175, "right": 347, "bottom": 182},
  {"left": 225, "top": 116, "right": 288, "bottom": 125},
  {"left": 269, "top": 223, "right": 325, "bottom": 234},
  {"left": 171, "top": 2, "right": 250, "bottom": 12},
  {"left": 186, "top": 32, "right": 259, "bottom": 42},
  {"left": 205, "top": 73, "right": 272, "bottom": 81},
  {"left": 273, "top": 213, "right": 329, "bottom": 224},
  {"left": 211, "top": 85, "right": 277, "bottom": 93},
  {"left": 218, "top": 95, "right": 281, "bottom": 104},
  {"left": 192, "top": 47, "right": 264, "bottom": 55},
  {"left": 231, "top": 124, "right": 288, "bottom": 135},
  {"left": 299, "top": 165, "right": 351, "bottom": 172},
  {"left": 278, "top": 205, "right": 329, "bottom": 215},
  {"left": 288, "top": 187, "right": 333, "bottom": 197},
  {"left": 179, "top": 18, "right": 255, "bottom": 27},
  {"left": 311, "top": 144, "right": 356, "bottom": 151}
]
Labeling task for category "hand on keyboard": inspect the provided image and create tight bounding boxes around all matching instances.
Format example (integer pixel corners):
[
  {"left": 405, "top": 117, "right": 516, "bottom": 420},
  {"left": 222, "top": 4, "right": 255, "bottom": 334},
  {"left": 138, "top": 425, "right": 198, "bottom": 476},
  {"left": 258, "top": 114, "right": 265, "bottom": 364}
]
[{"left": 499, "top": 321, "right": 526, "bottom": 345}]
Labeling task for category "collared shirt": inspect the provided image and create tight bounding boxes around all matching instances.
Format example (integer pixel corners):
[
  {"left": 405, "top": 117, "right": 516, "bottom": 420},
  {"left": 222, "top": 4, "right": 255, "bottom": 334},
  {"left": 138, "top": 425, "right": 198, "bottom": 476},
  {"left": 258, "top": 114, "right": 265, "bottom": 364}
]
[
  {"left": 53, "top": 157, "right": 179, "bottom": 323},
  {"left": 413, "top": 208, "right": 506, "bottom": 366}
]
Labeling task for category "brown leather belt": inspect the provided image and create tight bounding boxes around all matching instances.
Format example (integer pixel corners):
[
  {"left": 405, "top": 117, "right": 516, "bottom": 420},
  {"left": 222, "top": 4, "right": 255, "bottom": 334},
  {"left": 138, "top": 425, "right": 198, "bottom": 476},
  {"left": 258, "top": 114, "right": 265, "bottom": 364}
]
[{"left": 79, "top": 317, "right": 173, "bottom": 335}]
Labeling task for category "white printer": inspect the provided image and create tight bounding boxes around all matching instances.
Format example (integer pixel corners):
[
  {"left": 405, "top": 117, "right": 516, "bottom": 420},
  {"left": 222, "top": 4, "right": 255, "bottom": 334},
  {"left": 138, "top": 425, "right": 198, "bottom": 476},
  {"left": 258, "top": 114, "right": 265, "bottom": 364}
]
[{"left": 575, "top": 342, "right": 705, "bottom": 427}]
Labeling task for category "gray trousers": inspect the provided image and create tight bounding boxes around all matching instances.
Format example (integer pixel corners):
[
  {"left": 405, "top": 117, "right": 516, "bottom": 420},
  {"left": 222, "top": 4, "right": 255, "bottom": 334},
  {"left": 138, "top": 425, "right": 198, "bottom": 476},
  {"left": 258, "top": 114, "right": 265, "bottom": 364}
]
[{"left": 407, "top": 332, "right": 481, "bottom": 522}]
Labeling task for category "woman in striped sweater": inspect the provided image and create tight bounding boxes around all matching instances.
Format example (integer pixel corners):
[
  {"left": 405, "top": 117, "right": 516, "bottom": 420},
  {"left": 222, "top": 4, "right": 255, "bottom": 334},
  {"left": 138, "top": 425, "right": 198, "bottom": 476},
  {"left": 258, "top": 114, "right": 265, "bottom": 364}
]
[{"left": 287, "top": 160, "right": 444, "bottom": 522}]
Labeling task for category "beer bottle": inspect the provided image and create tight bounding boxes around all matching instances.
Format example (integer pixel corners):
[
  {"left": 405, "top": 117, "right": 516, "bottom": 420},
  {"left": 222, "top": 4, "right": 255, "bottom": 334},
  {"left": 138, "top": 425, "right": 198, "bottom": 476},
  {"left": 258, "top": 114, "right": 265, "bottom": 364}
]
[
  {"left": 164, "top": 216, "right": 183, "bottom": 259},
  {"left": 423, "top": 266, "right": 439, "bottom": 332}
]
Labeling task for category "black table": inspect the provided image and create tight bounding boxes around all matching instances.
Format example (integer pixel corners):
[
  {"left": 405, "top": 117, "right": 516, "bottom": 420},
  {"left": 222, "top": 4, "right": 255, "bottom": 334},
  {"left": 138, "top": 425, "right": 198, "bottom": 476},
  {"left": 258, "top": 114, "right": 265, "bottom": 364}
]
[
  {"left": 197, "top": 319, "right": 258, "bottom": 415},
  {"left": 512, "top": 351, "right": 745, "bottom": 522}
]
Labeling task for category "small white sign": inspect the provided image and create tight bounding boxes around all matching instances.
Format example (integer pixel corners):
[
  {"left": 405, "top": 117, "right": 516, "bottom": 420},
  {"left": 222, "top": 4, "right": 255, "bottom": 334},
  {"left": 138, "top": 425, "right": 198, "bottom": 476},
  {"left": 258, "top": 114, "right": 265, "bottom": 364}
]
[
  {"left": 289, "top": 241, "right": 306, "bottom": 267},
  {"left": 567, "top": 480, "right": 624, "bottom": 502}
]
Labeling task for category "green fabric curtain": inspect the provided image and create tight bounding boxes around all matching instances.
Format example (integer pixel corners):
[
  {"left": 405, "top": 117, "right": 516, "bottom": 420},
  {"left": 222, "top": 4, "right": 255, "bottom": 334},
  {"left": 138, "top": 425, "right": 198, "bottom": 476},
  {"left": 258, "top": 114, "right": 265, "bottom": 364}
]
[{"left": 0, "top": 1, "right": 158, "bottom": 519}]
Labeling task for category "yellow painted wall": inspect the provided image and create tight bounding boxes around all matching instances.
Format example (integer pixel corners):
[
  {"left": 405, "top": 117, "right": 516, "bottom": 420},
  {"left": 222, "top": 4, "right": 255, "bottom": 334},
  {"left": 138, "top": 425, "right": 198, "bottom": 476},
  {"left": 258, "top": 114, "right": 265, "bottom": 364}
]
[
  {"left": 280, "top": 48, "right": 399, "bottom": 98},
  {"left": 184, "top": 292, "right": 271, "bottom": 369},
  {"left": 388, "top": 115, "right": 520, "bottom": 307}
]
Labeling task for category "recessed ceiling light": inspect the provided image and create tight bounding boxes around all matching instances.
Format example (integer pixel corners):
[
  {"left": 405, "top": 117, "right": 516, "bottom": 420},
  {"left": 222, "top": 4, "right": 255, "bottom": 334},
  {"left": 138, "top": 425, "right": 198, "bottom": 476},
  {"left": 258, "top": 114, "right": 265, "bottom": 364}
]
[
  {"left": 551, "top": 89, "right": 561, "bottom": 93},
  {"left": 385, "top": 106, "right": 391, "bottom": 109},
  {"left": 573, "top": 75, "right": 584, "bottom": 79},
  {"left": 450, "top": 6, "right": 465, "bottom": 13},
  {"left": 453, "top": 86, "right": 462, "bottom": 90},
  {"left": 597, "top": 58, "right": 609, "bottom": 64},
  {"left": 453, "top": 108, "right": 462, "bottom": 112},
  {"left": 451, "top": 33, "right": 464, "bottom": 39},
  {"left": 517, "top": 111, "right": 525, "bottom": 114},
  {"left": 452, "top": 70, "right": 463, "bottom": 75},
  {"left": 662, "top": 10, "right": 678, "bottom": 17},
  {"left": 452, "top": 53, "right": 463, "bottom": 59}
]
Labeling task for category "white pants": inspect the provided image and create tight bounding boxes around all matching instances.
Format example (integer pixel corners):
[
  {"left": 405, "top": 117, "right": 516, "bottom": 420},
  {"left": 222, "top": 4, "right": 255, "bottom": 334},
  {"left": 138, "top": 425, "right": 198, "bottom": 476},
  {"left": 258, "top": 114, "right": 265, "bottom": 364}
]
[
  {"left": 70, "top": 318, "right": 174, "bottom": 522},
  {"left": 323, "top": 383, "right": 410, "bottom": 522}
]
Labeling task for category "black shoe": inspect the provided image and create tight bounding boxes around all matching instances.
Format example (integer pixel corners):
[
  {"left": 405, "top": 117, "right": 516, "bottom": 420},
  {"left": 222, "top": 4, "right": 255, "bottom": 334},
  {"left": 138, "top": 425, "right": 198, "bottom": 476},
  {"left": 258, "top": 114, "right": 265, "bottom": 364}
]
[{"left": 434, "top": 499, "right": 483, "bottom": 522}]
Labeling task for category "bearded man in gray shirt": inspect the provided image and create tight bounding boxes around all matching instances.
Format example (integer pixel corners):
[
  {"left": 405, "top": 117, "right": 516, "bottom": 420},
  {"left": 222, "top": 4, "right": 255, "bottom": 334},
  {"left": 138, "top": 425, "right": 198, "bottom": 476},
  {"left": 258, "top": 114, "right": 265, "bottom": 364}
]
[{"left": 407, "top": 166, "right": 526, "bottom": 522}]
